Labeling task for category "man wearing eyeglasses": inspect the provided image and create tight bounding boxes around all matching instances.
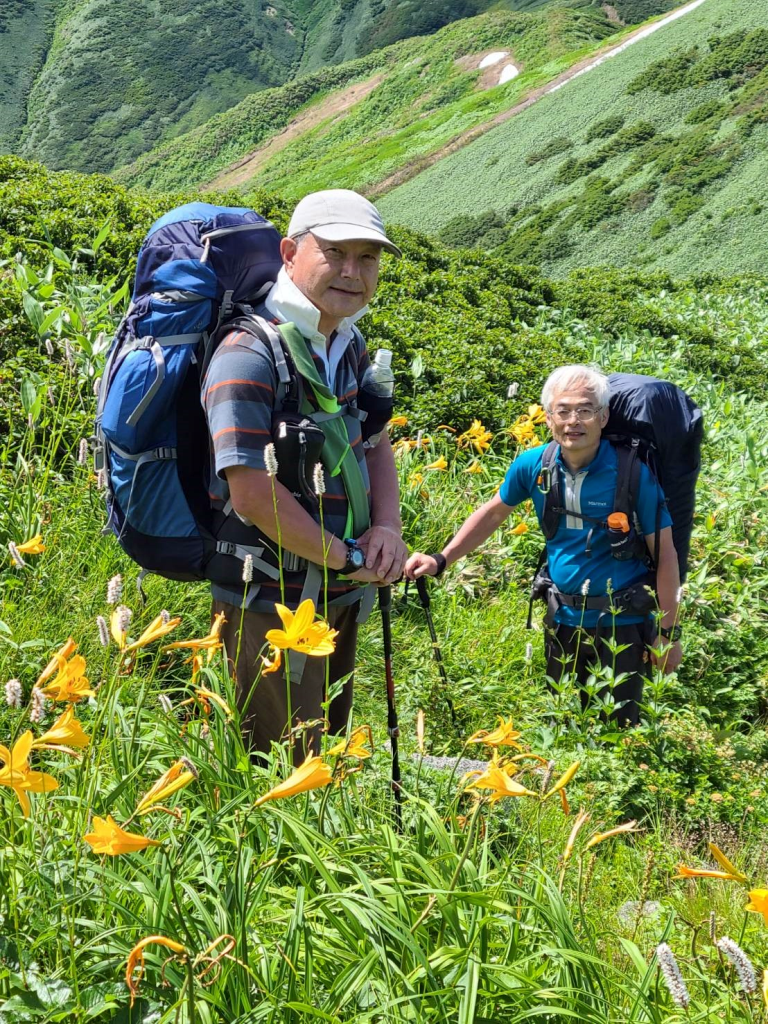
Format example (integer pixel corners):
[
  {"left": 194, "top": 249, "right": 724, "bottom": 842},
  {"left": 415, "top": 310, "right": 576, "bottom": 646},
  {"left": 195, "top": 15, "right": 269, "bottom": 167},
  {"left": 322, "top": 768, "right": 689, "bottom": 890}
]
[{"left": 405, "top": 364, "right": 682, "bottom": 726}]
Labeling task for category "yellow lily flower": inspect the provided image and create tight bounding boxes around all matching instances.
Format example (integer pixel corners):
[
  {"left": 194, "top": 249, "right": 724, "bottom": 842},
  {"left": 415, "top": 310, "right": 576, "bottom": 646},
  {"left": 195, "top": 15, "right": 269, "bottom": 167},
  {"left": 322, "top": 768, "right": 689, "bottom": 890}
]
[
  {"left": 708, "top": 842, "right": 748, "bottom": 883},
  {"left": 457, "top": 420, "right": 493, "bottom": 454},
  {"left": 408, "top": 471, "right": 424, "bottom": 486},
  {"left": 464, "top": 461, "right": 483, "bottom": 474},
  {"left": 39, "top": 655, "right": 94, "bottom": 703},
  {"left": 585, "top": 820, "right": 639, "bottom": 850},
  {"left": 0, "top": 731, "right": 59, "bottom": 817},
  {"left": 468, "top": 716, "right": 523, "bottom": 749},
  {"left": 265, "top": 599, "right": 338, "bottom": 657},
  {"left": 35, "top": 637, "right": 77, "bottom": 688},
  {"left": 389, "top": 415, "right": 408, "bottom": 427},
  {"left": 194, "top": 687, "right": 233, "bottom": 719},
  {"left": 17, "top": 534, "right": 45, "bottom": 555},
  {"left": 465, "top": 764, "right": 537, "bottom": 803},
  {"left": 261, "top": 647, "right": 282, "bottom": 675},
  {"left": 508, "top": 417, "right": 536, "bottom": 445},
  {"left": 545, "top": 761, "right": 580, "bottom": 799},
  {"left": 254, "top": 753, "right": 333, "bottom": 807},
  {"left": 164, "top": 611, "right": 227, "bottom": 659},
  {"left": 110, "top": 608, "right": 128, "bottom": 650},
  {"left": 83, "top": 814, "right": 161, "bottom": 855},
  {"left": 562, "top": 809, "right": 590, "bottom": 864},
  {"left": 126, "top": 935, "right": 187, "bottom": 1007},
  {"left": 135, "top": 758, "right": 197, "bottom": 815},
  {"left": 673, "top": 864, "right": 741, "bottom": 881},
  {"left": 559, "top": 788, "right": 570, "bottom": 815},
  {"left": 528, "top": 404, "right": 547, "bottom": 425},
  {"left": 425, "top": 455, "right": 448, "bottom": 471},
  {"left": 746, "top": 889, "right": 768, "bottom": 925},
  {"left": 327, "top": 725, "right": 373, "bottom": 760},
  {"left": 32, "top": 706, "right": 90, "bottom": 750},
  {"left": 510, "top": 522, "right": 528, "bottom": 535},
  {"left": 124, "top": 614, "right": 182, "bottom": 652}
]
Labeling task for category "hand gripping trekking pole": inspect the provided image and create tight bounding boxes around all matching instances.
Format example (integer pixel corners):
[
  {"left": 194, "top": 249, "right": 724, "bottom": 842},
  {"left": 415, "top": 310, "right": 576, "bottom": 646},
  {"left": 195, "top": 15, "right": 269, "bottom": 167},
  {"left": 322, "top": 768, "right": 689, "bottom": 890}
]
[
  {"left": 415, "top": 576, "right": 460, "bottom": 733},
  {"left": 379, "top": 585, "right": 403, "bottom": 832}
]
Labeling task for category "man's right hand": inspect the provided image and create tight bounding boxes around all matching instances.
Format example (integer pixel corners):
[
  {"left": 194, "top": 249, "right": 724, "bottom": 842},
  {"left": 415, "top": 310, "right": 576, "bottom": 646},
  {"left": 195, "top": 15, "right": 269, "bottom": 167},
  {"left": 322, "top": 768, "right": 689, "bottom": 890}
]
[
  {"left": 346, "top": 565, "right": 390, "bottom": 585},
  {"left": 404, "top": 552, "right": 439, "bottom": 580}
]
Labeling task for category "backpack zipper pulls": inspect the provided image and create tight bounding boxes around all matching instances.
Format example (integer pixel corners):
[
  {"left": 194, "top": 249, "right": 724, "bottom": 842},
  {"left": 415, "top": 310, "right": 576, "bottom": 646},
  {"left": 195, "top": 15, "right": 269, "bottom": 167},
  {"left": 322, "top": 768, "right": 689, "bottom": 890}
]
[{"left": 200, "top": 236, "right": 211, "bottom": 263}]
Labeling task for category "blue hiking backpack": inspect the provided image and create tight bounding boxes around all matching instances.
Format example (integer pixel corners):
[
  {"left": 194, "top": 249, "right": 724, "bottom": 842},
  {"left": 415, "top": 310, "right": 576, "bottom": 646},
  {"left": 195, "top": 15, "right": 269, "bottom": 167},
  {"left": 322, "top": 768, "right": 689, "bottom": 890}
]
[{"left": 94, "top": 202, "right": 283, "bottom": 585}]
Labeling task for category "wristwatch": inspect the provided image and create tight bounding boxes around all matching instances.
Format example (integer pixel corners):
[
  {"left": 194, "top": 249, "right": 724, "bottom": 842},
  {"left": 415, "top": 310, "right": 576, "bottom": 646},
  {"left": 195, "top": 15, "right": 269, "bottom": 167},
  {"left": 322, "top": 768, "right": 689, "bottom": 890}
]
[
  {"left": 343, "top": 539, "right": 366, "bottom": 574},
  {"left": 659, "top": 624, "right": 682, "bottom": 642}
]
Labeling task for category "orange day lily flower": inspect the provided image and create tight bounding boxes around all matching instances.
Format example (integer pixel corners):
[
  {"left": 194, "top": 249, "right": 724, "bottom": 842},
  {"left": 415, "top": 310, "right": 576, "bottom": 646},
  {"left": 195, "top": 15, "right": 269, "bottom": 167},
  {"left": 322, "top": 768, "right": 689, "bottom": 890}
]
[
  {"left": 545, "top": 761, "right": 580, "bottom": 800},
  {"left": 126, "top": 935, "right": 187, "bottom": 1006},
  {"left": 585, "top": 820, "right": 639, "bottom": 850},
  {"left": 35, "top": 638, "right": 77, "bottom": 688},
  {"left": 39, "top": 655, "right": 94, "bottom": 703},
  {"left": 457, "top": 420, "right": 492, "bottom": 454},
  {"left": 708, "top": 842, "right": 748, "bottom": 883},
  {"left": 528, "top": 404, "right": 547, "bottom": 425},
  {"left": 261, "top": 647, "right": 282, "bottom": 675},
  {"left": 17, "top": 534, "right": 45, "bottom": 555},
  {"left": 164, "top": 611, "right": 226, "bottom": 662},
  {"left": 0, "top": 731, "right": 58, "bottom": 817},
  {"left": 327, "top": 725, "right": 373, "bottom": 760},
  {"left": 510, "top": 522, "right": 528, "bottom": 535},
  {"left": 468, "top": 716, "right": 523, "bottom": 749},
  {"left": 135, "top": 758, "right": 197, "bottom": 816},
  {"left": 389, "top": 415, "right": 408, "bottom": 428},
  {"left": 32, "top": 705, "right": 90, "bottom": 751},
  {"left": 425, "top": 455, "right": 448, "bottom": 471},
  {"left": 254, "top": 752, "right": 332, "bottom": 807},
  {"left": 83, "top": 814, "right": 161, "bottom": 855},
  {"left": 746, "top": 889, "right": 768, "bottom": 926},
  {"left": 465, "top": 764, "right": 537, "bottom": 803},
  {"left": 124, "top": 613, "right": 182, "bottom": 652},
  {"left": 265, "top": 599, "right": 337, "bottom": 656},
  {"left": 562, "top": 809, "right": 591, "bottom": 864},
  {"left": 673, "top": 865, "right": 742, "bottom": 881}
]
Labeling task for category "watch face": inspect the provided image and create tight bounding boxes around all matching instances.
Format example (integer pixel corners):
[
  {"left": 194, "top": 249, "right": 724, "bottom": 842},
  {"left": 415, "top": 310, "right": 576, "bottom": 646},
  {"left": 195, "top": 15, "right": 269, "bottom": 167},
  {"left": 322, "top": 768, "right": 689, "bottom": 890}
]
[{"left": 350, "top": 548, "right": 365, "bottom": 569}]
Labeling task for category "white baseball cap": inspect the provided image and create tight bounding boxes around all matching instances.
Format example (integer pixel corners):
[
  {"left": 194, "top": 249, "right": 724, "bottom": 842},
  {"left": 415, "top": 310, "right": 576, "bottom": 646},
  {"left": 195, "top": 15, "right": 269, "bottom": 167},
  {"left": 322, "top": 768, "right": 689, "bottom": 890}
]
[{"left": 287, "top": 189, "right": 402, "bottom": 258}]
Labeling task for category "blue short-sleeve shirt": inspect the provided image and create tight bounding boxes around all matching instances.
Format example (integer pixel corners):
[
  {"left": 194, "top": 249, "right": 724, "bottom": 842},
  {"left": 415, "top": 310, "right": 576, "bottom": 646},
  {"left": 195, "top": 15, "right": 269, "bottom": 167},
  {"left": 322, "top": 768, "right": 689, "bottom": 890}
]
[{"left": 500, "top": 440, "right": 672, "bottom": 626}]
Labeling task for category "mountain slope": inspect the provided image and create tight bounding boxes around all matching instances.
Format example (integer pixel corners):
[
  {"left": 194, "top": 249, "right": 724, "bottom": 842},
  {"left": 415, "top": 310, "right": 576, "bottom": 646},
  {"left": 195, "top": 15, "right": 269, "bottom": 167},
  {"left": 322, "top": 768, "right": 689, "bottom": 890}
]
[
  {"left": 378, "top": 0, "right": 768, "bottom": 277},
  {"left": 117, "top": 4, "right": 618, "bottom": 193}
]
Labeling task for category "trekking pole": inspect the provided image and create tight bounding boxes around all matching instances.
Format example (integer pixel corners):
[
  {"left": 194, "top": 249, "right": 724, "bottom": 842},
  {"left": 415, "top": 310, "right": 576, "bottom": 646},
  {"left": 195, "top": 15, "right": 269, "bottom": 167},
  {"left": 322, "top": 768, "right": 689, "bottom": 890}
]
[
  {"left": 415, "top": 576, "right": 460, "bottom": 733},
  {"left": 379, "top": 585, "right": 403, "bottom": 832}
]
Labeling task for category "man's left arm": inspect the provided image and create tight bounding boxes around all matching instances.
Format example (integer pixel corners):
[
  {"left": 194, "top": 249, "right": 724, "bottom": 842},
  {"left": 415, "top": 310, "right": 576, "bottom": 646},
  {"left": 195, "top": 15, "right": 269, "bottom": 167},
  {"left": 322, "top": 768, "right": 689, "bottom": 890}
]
[
  {"left": 645, "top": 526, "right": 683, "bottom": 673},
  {"left": 360, "top": 434, "right": 408, "bottom": 582}
]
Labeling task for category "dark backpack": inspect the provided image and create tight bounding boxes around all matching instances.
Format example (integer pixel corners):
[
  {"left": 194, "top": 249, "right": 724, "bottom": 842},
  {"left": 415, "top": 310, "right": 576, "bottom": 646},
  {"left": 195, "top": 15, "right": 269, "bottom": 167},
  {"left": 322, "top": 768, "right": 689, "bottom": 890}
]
[
  {"left": 537, "top": 373, "right": 703, "bottom": 580},
  {"left": 94, "top": 202, "right": 284, "bottom": 585}
]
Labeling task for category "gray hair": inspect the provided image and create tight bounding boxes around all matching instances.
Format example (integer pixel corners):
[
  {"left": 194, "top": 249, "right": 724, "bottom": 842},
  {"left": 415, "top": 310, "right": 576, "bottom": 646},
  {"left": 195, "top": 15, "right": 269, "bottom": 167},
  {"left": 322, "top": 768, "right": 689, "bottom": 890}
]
[{"left": 541, "top": 365, "right": 610, "bottom": 412}]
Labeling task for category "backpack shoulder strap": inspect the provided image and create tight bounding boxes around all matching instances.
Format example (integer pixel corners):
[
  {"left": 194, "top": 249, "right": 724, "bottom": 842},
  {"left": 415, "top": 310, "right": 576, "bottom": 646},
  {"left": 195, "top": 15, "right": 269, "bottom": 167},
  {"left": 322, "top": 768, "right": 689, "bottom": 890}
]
[
  {"left": 613, "top": 439, "right": 658, "bottom": 570},
  {"left": 538, "top": 441, "right": 561, "bottom": 541}
]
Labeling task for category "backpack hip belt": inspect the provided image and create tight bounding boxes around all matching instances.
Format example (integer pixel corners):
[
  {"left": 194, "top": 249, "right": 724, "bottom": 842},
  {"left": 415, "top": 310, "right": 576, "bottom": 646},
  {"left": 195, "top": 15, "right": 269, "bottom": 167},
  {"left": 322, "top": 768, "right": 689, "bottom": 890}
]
[{"left": 529, "top": 572, "right": 656, "bottom": 631}]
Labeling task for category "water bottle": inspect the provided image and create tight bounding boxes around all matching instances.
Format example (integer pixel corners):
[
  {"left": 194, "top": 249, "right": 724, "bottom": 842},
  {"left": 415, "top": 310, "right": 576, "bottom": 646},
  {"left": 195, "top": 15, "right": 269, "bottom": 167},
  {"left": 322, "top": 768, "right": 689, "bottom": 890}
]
[{"left": 359, "top": 349, "right": 395, "bottom": 446}]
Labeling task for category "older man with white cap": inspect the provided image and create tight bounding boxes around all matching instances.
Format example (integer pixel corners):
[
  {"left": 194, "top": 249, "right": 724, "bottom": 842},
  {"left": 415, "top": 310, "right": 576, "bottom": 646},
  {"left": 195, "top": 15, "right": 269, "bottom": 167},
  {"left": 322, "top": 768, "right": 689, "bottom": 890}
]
[{"left": 202, "top": 189, "right": 407, "bottom": 761}]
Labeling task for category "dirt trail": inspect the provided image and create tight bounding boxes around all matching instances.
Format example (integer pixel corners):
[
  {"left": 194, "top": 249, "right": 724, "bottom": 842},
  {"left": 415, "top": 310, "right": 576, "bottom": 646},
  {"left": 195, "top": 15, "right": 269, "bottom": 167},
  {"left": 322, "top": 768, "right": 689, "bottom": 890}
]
[
  {"left": 368, "top": 0, "right": 707, "bottom": 199},
  {"left": 207, "top": 73, "right": 385, "bottom": 191}
]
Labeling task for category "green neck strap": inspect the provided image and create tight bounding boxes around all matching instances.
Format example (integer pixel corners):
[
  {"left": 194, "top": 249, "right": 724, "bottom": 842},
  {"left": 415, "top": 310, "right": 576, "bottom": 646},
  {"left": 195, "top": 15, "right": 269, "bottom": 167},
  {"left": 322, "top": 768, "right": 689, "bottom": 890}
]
[{"left": 276, "top": 323, "right": 371, "bottom": 538}]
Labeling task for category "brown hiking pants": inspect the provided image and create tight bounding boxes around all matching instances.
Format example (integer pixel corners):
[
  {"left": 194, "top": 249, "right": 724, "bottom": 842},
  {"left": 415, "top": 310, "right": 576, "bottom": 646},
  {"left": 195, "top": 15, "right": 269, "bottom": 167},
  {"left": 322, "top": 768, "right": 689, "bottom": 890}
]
[{"left": 213, "top": 599, "right": 358, "bottom": 763}]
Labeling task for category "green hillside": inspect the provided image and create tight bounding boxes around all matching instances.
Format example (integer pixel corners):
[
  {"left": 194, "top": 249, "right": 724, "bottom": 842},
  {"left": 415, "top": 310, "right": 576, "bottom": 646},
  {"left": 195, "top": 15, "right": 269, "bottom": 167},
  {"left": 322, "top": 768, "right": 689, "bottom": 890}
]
[
  {"left": 379, "top": 0, "right": 768, "bottom": 277},
  {"left": 117, "top": 4, "right": 617, "bottom": 193},
  {"left": 1, "top": 0, "right": 509, "bottom": 174}
]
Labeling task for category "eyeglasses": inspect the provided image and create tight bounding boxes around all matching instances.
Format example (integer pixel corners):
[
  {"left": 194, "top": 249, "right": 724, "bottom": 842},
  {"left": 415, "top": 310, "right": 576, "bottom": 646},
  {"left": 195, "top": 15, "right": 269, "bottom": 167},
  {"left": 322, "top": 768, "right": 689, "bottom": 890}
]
[{"left": 551, "top": 406, "right": 600, "bottom": 423}]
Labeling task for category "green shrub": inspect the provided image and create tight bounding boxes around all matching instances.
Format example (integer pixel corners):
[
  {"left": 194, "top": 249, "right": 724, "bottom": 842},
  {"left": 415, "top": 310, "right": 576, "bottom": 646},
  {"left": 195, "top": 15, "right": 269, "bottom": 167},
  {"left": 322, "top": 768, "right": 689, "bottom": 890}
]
[
  {"left": 650, "top": 216, "right": 671, "bottom": 238},
  {"left": 584, "top": 114, "right": 625, "bottom": 142},
  {"left": 525, "top": 135, "right": 573, "bottom": 166},
  {"left": 685, "top": 98, "right": 728, "bottom": 124}
]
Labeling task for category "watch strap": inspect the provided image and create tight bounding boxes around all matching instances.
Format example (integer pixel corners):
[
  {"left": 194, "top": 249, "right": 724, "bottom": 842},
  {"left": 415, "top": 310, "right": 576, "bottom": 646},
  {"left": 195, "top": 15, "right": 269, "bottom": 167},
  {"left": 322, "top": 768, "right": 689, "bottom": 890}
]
[
  {"left": 431, "top": 552, "right": 447, "bottom": 578},
  {"left": 659, "top": 624, "right": 682, "bottom": 642}
]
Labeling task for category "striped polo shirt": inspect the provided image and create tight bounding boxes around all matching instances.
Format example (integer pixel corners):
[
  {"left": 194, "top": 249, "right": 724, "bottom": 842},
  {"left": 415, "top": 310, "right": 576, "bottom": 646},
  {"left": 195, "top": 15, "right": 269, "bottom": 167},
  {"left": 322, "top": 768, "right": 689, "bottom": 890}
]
[{"left": 202, "top": 269, "right": 372, "bottom": 611}]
